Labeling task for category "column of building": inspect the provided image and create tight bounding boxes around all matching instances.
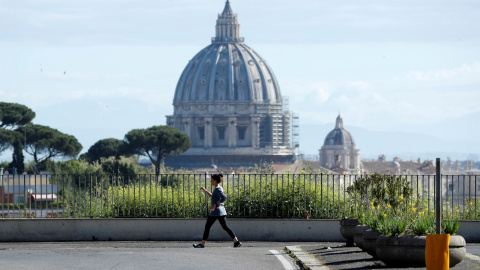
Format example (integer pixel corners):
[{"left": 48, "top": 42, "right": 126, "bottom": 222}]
[
  {"left": 251, "top": 116, "right": 260, "bottom": 148},
  {"left": 228, "top": 117, "right": 237, "bottom": 147},
  {"left": 181, "top": 116, "right": 192, "bottom": 138},
  {"left": 204, "top": 117, "right": 213, "bottom": 148}
]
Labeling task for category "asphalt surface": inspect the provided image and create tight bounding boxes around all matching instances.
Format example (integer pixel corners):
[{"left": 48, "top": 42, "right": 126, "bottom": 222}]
[
  {"left": 0, "top": 241, "right": 302, "bottom": 270},
  {"left": 1, "top": 241, "right": 479, "bottom": 269},
  {"left": 287, "top": 242, "right": 480, "bottom": 270}
]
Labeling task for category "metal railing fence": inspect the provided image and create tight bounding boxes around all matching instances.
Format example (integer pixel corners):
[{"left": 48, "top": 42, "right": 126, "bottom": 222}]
[{"left": 0, "top": 173, "right": 478, "bottom": 219}]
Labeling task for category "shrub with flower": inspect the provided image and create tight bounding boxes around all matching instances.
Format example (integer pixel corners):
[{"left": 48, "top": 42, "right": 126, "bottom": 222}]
[
  {"left": 347, "top": 173, "right": 464, "bottom": 236},
  {"left": 442, "top": 202, "right": 461, "bottom": 235},
  {"left": 347, "top": 173, "right": 414, "bottom": 234},
  {"left": 409, "top": 207, "right": 436, "bottom": 236}
]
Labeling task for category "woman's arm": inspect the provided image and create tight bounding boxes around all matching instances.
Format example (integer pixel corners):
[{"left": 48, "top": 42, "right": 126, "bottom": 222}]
[{"left": 200, "top": 187, "right": 212, "bottom": 197}]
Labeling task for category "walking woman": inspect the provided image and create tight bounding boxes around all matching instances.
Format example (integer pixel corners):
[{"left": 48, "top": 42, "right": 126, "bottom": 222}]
[{"left": 193, "top": 173, "right": 242, "bottom": 248}]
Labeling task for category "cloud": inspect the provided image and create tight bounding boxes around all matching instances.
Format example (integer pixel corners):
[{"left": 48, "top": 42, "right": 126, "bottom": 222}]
[
  {"left": 407, "top": 62, "right": 480, "bottom": 81},
  {"left": 345, "top": 81, "right": 372, "bottom": 91},
  {"left": 44, "top": 72, "right": 140, "bottom": 81}
]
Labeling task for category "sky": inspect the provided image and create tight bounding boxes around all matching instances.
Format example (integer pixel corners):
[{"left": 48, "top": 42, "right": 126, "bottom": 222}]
[{"left": 1, "top": 0, "right": 479, "bottom": 162}]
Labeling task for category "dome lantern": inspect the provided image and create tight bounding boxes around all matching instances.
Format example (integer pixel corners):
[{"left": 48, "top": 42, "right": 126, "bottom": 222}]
[
  {"left": 335, "top": 114, "right": 344, "bottom": 129},
  {"left": 213, "top": 0, "right": 244, "bottom": 44}
]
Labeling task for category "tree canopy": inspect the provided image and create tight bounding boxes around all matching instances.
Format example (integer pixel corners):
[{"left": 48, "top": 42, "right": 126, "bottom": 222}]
[
  {"left": 0, "top": 102, "right": 36, "bottom": 129},
  {"left": 124, "top": 125, "right": 191, "bottom": 176},
  {"left": 83, "top": 138, "right": 132, "bottom": 163},
  {"left": 20, "top": 124, "right": 83, "bottom": 171},
  {"left": 0, "top": 102, "right": 35, "bottom": 172},
  {"left": 0, "top": 129, "right": 18, "bottom": 154}
]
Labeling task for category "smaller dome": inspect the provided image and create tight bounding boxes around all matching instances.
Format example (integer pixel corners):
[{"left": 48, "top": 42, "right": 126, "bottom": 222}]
[
  {"left": 323, "top": 115, "right": 356, "bottom": 147},
  {"left": 390, "top": 161, "right": 400, "bottom": 168}
]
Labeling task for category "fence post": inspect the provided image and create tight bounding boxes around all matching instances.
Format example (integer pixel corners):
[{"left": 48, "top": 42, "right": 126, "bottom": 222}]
[
  {"left": 205, "top": 172, "right": 209, "bottom": 217},
  {"left": 435, "top": 158, "right": 442, "bottom": 234},
  {"left": 89, "top": 174, "right": 93, "bottom": 218}
]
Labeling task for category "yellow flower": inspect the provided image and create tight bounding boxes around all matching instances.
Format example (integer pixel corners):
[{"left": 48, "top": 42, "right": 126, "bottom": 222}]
[
  {"left": 387, "top": 203, "right": 391, "bottom": 208},
  {"left": 412, "top": 207, "right": 417, "bottom": 212},
  {"left": 383, "top": 213, "right": 387, "bottom": 218},
  {"left": 398, "top": 196, "right": 403, "bottom": 201}
]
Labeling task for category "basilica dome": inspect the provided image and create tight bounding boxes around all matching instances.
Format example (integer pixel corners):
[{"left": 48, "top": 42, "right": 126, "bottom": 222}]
[
  {"left": 323, "top": 115, "right": 356, "bottom": 147},
  {"left": 173, "top": 1, "right": 281, "bottom": 106},
  {"left": 166, "top": 1, "right": 293, "bottom": 169},
  {"left": 319, "top": 115, "right": 361, "bottom": 173}
]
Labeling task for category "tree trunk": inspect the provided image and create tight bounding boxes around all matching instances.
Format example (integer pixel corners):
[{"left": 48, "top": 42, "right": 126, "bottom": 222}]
[{"left": 9, "top": 140, "right": 24, "bottom": 174}]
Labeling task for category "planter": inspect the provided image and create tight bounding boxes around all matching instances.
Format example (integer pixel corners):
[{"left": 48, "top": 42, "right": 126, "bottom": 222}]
[
  {"left": 339, "top": 218, "right": 359, "bottom": 247},
  {"left": 362, "top": 229, "right": 381, "bottom": 258},
  {"left": 447, "top": 235, "right": 467, "bottom": 267},
  {"left": 376, "top": 234, "right": 466, "bottom": 267},
  {"left": 353, "top": 225, "right": 369, "bottom": 251}
]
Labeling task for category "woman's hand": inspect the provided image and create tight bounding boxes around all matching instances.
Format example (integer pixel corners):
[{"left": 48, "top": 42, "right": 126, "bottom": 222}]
[
  {"left": 210, "top": 204, "right": 216, "bottom": 211},
  {"left": 200, "top": 187, "right": 212, "bottom": 197}
]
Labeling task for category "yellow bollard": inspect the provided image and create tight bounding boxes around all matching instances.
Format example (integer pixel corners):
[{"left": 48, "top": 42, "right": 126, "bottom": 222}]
[{"left": 426, "top": 234, "right": 450, "bottom": 270}]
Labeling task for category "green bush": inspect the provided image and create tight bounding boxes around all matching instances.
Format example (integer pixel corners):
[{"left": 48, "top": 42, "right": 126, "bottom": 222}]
[
  {"left": 410, "top": 212, "right": 435, "bottom": 235},
  {"left": 63, "top": 173, "right": 350, "bottom": 219},
  {"left": 378, "top": 216, "right": 408, "bottom": 236}
]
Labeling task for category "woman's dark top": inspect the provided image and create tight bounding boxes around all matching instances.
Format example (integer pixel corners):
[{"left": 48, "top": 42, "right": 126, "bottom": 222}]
[{"left": 210, "top": 186, "right": 227, "bottom": 216}]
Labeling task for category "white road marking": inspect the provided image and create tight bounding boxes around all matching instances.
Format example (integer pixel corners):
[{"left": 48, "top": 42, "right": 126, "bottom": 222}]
[
  {"left": 270, "top": 250, "right": 296, "bottom": 270},
  {"left": 466, "top": 252, "right": 480, "bottom": 262},
  {"left": 285, "top": 246, "right": 330, "bottom": 270}
]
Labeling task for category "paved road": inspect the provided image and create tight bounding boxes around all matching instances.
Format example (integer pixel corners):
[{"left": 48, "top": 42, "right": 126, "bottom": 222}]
[{"left": 0, "top": 241, "right": 301, "bottom": 270}]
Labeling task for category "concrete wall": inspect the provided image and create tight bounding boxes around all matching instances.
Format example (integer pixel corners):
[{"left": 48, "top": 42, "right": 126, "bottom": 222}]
[
  {"left": 457, "top": 221, "right": 480, "bottom": 243},
  {"left": 0, "top": 219, "right": 341, "bottom": 242},
  {"left": 0, "top": 219, "right": 478, "bottom": 242}
]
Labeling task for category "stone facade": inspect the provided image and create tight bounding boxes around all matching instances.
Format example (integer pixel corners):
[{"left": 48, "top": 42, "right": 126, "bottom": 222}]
[{"left": 166, "top": 1, "right": 293, "bottom": 168}]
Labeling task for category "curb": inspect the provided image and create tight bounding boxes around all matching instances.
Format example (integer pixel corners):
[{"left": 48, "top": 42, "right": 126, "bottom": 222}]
[{"left": 284, "top": 246, "right": 329, "bottom": 270}]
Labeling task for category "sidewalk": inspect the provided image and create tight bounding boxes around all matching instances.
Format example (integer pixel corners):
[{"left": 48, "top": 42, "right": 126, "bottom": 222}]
[{"left": 285, "top": 242, "right": 480, "bottom": 270}]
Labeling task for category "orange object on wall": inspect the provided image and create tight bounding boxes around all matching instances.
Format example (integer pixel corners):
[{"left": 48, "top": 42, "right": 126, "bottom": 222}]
[{"left": 426, "top": 234, "right": 450, "bottom": 270}]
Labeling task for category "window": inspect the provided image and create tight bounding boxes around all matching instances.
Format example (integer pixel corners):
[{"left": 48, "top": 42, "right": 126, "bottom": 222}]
[
  {"left": 238, "top": 127, "right": 246, "bottom": 140},
  {"left": 198, "top": 126, "right": 205, "bottom": 140},
  {"left": 218, "top": 127, "right": 226, "bottom": 140}
]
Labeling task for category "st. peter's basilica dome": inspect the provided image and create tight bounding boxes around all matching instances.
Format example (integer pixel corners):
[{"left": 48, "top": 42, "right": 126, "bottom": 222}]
[{"left": 166, "top": 1, "right": 293, "bottom": 168}]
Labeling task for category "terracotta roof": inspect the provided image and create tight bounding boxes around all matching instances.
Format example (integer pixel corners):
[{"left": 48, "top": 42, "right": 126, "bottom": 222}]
[
  {"left": 275, "top": 160, "right": 338, "bottom": 174},
  {"left": 362, "top": 160, "right": 435, "bottom": 174}
]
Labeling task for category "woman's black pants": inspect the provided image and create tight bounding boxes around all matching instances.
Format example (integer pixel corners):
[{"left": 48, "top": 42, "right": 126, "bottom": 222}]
[{"left": 202, "top": 215, "right": 236, "bottom": 241}]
